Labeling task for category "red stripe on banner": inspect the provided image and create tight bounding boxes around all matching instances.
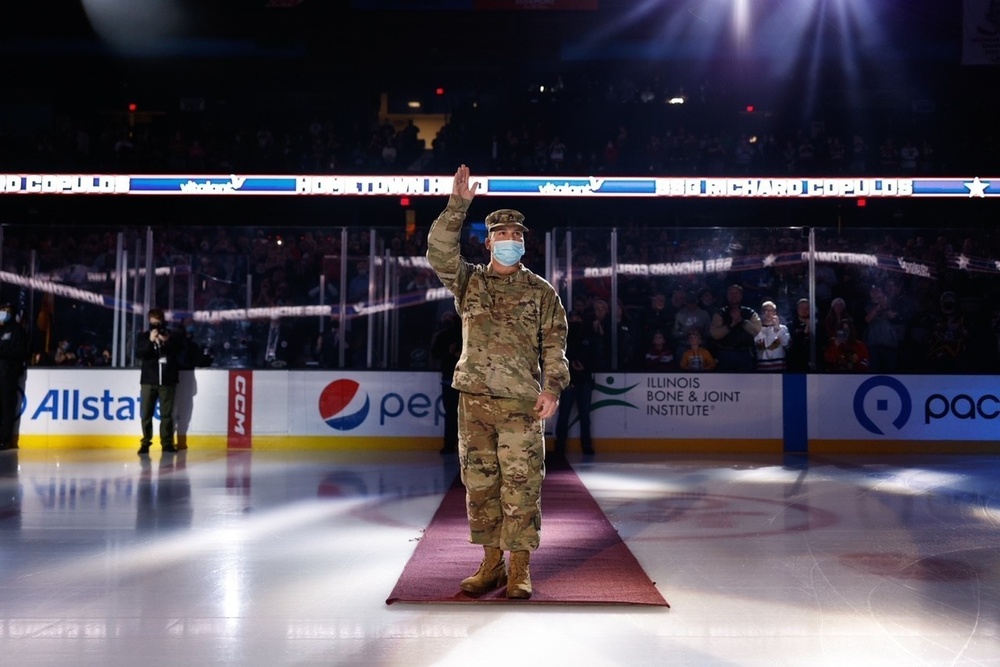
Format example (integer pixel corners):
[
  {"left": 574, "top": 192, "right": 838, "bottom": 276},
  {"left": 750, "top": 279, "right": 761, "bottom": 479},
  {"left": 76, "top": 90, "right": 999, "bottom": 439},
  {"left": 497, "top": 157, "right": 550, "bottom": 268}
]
[{"left": 228, "top": 370, "right": 253, "bottom": 449}]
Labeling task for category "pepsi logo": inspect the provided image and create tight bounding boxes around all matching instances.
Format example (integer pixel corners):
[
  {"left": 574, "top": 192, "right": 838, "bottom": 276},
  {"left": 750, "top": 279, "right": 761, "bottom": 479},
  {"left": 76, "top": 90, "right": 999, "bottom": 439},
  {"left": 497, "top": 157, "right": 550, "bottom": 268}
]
[{"left": 318, "top": 379, "right": 370, "bottom": 431}]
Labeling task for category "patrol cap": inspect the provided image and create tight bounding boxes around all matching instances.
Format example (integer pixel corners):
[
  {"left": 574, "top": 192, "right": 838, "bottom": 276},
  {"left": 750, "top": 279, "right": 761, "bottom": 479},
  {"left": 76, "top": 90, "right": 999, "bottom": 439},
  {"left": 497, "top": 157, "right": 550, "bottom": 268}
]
[{"left": 485, "top": 209, "right": 528, "bottom": 233}]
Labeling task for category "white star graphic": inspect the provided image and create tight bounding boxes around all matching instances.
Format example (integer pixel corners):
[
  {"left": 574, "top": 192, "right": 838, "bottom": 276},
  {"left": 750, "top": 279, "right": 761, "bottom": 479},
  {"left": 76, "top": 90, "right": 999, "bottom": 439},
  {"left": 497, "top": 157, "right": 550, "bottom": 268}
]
[
  {"left": 762, "top": 254, "right": 776, "bottom": 267},
  {"left": 957, "top": 254, "right": 970, "bottom": 270},
  {"left": 965, "top": 176, "right": 990, "bottom": 198}
]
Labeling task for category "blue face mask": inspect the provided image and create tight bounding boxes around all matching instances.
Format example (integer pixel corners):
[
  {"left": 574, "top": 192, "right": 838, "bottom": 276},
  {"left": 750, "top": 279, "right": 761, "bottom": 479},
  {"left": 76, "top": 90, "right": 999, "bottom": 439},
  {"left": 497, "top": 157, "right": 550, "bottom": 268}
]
[
  {"left": 0, "top": 311, "right": 10, "bottom": 324},
  {"left": 491, "top": 240, "right": 525, "bottom": 267}
]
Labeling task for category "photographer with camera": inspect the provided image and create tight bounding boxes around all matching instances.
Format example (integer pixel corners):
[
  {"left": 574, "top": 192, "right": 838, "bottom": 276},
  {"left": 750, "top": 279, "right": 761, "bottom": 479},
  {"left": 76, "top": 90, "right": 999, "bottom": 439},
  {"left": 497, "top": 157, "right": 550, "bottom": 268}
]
[{"left": 136, "top": 308, "right": 183, "bottom": 455}]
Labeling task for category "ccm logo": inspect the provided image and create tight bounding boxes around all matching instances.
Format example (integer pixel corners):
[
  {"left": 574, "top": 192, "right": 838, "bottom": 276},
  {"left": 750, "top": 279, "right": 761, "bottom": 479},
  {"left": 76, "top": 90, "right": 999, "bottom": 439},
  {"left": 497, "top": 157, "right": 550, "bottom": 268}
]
[
  {"left": 233, "top": 375, "right": 249, "bottom": 434},
  {"left": 228, "top": 371, "right": 253, "bottom": 448}
]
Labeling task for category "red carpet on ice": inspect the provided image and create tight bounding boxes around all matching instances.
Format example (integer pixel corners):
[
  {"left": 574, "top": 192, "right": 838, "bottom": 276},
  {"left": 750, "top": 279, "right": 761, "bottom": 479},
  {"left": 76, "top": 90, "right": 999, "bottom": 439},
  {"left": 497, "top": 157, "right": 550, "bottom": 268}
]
[{"left": 386, "top": 456, "right": 669, "bottom": 606}]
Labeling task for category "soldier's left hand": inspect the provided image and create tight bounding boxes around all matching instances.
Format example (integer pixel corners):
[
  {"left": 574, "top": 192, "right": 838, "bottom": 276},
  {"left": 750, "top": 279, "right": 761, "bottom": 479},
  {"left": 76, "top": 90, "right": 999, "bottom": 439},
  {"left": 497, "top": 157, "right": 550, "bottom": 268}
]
[
  {"left": 452, "top": 164, "right": 479, "bottom": 201},
  {"left": 534, "top": 391, "right": 559, "bottom": 420}
]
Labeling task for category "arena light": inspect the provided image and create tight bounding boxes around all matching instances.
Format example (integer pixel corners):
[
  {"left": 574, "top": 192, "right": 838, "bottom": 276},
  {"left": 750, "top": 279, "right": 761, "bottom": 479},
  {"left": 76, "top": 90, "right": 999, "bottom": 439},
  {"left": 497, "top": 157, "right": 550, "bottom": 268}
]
[
  {"left": 750, "top": 0, "right": 888, "bottom": 122},
  {"left": 591, "top": 0, "right": 896, "bottom": 130},
  {"left": 80, "top": 0, "right": 192, "bottom": 56},
  {"left": 733, "top": 0, "right": 751, "bottom": 52}
]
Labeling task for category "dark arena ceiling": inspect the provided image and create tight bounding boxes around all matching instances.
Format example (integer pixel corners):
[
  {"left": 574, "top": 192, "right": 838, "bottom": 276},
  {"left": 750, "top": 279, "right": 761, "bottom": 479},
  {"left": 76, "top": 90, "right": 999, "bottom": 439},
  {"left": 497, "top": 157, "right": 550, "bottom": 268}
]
[
  {"left": 1, "top": 1, "right": 972, "bottom": 87},
  {"left": 1, "top": 1, "right": 996, "bottom": 230}
]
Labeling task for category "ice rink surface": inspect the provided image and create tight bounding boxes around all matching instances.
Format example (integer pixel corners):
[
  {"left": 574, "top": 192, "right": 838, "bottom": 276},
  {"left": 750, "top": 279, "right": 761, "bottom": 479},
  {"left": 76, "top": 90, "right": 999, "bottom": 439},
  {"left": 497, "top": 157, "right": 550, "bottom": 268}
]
[{"left": 0, "top": 447, "right": 997, "bottom": 667}]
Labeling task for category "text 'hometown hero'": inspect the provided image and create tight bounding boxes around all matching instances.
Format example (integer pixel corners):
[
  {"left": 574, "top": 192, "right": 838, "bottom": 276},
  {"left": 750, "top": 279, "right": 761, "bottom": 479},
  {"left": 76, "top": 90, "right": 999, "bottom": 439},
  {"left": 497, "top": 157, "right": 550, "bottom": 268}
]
[{"left": 426, "top": 164, "right": 569, "bottom": 600}]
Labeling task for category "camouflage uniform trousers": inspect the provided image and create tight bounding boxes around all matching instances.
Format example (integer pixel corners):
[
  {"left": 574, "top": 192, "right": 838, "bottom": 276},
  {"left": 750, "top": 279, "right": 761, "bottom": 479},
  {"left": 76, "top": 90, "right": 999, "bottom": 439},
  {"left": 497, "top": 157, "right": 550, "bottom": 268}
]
[{"left": 458, "top": 392, "right": 546, "bottom": 552}]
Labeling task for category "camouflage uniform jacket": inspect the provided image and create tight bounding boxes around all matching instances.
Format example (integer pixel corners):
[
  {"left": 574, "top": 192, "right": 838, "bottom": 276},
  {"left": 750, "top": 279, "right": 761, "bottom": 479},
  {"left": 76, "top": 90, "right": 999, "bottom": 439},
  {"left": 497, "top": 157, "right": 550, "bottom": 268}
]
[{"left": 426, "top": 195, "right": 570, "bottom": 402}]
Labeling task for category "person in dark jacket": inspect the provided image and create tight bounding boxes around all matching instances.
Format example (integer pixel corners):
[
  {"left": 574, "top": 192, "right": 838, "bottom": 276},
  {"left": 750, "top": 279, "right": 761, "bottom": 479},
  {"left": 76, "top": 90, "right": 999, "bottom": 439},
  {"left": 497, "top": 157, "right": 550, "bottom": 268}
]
[
  {"left": 0, "top": 303, "right": 28, "bottom": 450},
  {"left": 709, "top": 284, "right": 762, "bottom": 372},
  {"left": 554, "top": 310, "right": 595, "bottom": 456},
  {"left": 430, "top": 310, "right": 462, "bottom": 454},
  {"left": 176, "top": 317, "right": 213, "bottom": 370},
  {"left": 136, "top": 308, "right": 183, "bottom": 455}
]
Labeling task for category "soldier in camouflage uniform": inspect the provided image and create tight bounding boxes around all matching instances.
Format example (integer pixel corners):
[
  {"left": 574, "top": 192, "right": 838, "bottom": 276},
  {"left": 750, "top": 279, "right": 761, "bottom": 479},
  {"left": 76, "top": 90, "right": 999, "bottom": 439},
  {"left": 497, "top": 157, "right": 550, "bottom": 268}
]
[{"left": 426, "top": 164, "right": 569, "bottom": 600}]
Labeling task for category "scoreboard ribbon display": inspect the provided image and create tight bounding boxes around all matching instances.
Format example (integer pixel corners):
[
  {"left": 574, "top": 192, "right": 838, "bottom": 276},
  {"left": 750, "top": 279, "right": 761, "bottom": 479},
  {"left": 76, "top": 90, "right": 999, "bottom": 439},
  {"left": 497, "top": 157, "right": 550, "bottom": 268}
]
[{"left": 0, "top": 174, "right": 995, "bottom": 198}]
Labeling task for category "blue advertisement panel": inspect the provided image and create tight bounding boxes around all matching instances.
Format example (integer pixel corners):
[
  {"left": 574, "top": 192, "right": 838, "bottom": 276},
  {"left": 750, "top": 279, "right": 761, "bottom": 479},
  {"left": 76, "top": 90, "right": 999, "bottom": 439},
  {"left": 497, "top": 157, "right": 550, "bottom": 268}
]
[{"left": 808, "top": 375, "right": 1000, "bottom": 441}]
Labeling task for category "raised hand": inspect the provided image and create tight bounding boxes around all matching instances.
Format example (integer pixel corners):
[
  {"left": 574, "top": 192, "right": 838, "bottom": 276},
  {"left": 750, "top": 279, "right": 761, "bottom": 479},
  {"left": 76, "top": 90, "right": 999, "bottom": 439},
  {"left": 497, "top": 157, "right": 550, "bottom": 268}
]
[{"left": 452, "top": 164, "right": 479, "bottom": 202}]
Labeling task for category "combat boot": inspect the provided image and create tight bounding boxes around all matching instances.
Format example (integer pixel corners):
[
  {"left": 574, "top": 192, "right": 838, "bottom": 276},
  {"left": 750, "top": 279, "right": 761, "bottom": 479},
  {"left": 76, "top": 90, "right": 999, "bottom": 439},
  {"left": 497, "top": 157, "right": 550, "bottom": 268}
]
[
  {"left": 460, "top": 546, "right": 506, "bottom": 595},
  {"left": 506, "top": 550, "right": 532, "bottom": 599}
]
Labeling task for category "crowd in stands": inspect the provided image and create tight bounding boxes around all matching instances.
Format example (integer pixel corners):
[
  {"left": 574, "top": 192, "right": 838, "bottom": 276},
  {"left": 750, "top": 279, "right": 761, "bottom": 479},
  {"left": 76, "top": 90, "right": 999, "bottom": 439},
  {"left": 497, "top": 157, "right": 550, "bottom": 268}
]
[
  {"left": 2, "top": 69, "right": 993, "bottom": 179},
  {"left": 6, "top": 217, "right": 1000, "bottom": 375},
  {"left": 3, "top": 70, "right": 999, "bottom": 373},
  {"left": 555, "top": 225, "right": 1000, "bottom": 375}
]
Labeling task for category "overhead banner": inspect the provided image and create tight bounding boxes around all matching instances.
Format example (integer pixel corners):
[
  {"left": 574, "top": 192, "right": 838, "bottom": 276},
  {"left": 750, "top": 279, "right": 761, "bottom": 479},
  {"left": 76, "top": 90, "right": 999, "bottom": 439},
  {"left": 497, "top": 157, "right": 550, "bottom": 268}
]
[
  {"left": 963, "top": 0, "right": 1000, "bottom": 64},
  {"left": 0, "top": 174, "right": 995, "bottom": 198}
]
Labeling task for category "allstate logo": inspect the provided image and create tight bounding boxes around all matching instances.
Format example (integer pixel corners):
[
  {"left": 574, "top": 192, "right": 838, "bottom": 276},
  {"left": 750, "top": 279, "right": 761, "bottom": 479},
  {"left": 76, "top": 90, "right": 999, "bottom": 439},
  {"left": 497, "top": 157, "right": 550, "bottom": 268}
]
[
  {"left": 853, "top": 376, "right": 912, "bottom": 435},
  {"left": 318, "top": 379, "right": 370, "bottom": 431}
]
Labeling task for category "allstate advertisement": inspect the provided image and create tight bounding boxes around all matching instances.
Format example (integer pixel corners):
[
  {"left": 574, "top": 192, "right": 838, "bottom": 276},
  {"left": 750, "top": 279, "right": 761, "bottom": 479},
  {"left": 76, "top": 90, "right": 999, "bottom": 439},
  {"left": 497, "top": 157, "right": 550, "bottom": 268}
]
[
  {"left": 808, "top": 375, "right": 1000, "bottom": 440},
  {"left": 19, "top": 369, "right": 230, "bottom": 436}
]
